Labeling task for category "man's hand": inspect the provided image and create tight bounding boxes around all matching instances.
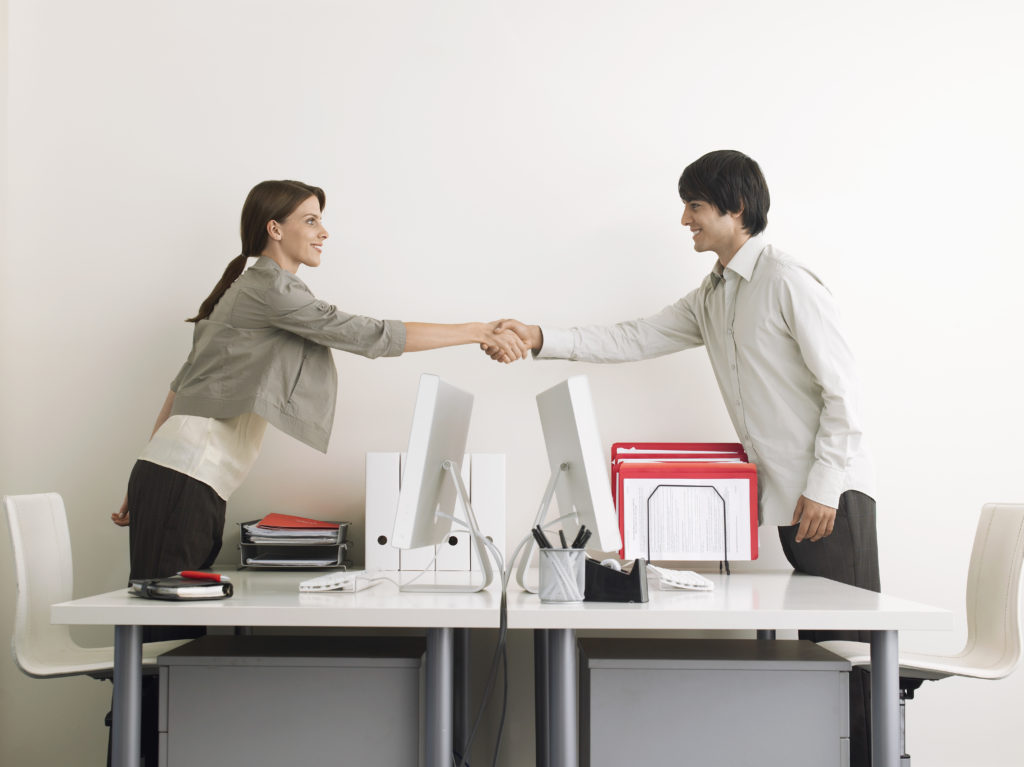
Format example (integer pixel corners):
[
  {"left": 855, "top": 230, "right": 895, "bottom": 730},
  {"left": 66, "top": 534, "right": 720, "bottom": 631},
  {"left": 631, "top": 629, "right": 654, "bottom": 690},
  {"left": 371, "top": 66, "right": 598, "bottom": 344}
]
[
  {"left": 111, "top": 497, "right": 130, "bottom": 527},
  {"left": 480, "top": 318, "right": 542, "bottom": 361},
  {"left": 790, "top": 495, "right": 835, "bottom": 542},
  {"left": 479, "top": 321, "right": 529, "bottom": 363}
]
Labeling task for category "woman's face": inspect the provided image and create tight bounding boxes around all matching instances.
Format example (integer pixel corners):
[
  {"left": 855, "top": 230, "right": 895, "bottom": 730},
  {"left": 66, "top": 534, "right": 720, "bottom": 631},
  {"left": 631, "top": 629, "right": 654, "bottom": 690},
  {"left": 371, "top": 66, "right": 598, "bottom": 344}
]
[{"left": 269, "top": 195, "right": 328, "bottom": 272}]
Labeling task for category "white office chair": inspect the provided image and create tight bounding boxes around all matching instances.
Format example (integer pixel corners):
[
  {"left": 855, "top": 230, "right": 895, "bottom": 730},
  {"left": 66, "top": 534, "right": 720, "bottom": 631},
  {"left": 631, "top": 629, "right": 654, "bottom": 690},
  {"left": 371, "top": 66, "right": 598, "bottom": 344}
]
[
  {"left": 821, "top": 502, "right": 1024, "bottom": 765},
  {"left": 5, "top": 492, "right": 188, "bottom": 679}
]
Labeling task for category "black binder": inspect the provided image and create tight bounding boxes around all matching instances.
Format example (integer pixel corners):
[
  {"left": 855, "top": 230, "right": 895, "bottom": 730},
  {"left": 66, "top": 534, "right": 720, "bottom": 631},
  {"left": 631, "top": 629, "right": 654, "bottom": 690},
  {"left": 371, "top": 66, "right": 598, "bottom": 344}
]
[{"left": 128, "top": 576, "right": 233, "bottom": 601}]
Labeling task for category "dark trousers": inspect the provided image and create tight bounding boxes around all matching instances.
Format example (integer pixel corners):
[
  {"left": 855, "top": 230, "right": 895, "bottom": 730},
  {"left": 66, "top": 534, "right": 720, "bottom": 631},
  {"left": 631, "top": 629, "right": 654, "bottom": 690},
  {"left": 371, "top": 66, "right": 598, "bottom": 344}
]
[
  {"left": 116, "top": 460, "right": 226, "bottom": 766},
  {"left": 127, "top": 458, "right": 225, "bottom": 642},
  {"left": 127, "top": 459, "right": 226, "bottom": 582},
  {"left": 778, "top": 490, "right": 880, "bottom": 767}
]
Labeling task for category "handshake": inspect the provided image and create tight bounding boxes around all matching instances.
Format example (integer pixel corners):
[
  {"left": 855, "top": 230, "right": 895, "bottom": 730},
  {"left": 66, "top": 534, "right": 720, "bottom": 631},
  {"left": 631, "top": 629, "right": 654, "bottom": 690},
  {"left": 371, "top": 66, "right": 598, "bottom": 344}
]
[{"left": 480, "top": 319, "right": 542, "bottom": 364}]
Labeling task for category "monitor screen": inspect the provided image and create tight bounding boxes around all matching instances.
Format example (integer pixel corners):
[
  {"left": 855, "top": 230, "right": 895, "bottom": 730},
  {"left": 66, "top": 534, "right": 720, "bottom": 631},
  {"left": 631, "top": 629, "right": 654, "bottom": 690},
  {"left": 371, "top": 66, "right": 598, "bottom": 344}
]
[
  {"left": 536, "top": 375, "right": 622, "bottom": 552},
  {"left": 391, "top": 374, "right": 474, "bottom": 550}
]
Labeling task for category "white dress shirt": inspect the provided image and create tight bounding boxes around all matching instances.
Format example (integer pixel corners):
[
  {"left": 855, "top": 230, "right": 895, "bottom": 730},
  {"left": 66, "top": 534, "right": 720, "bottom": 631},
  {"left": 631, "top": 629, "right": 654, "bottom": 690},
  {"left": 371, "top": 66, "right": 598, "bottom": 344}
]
[
  {"left": 536, "top": 234, "right": 874, "bottom": 526},
  {"left": 139, "top": 413, "right": 268, "bottom": 500}
]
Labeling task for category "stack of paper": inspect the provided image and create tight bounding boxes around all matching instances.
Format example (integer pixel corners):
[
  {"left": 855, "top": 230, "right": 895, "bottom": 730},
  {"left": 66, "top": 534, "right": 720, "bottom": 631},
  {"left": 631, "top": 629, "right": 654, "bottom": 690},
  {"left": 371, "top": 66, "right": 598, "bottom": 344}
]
[
  {"left": 242, "top": 513, "right": 342, "bottom": 545},
  {"left": 611, "top": 443, "right": 758, "bottom": 562}
]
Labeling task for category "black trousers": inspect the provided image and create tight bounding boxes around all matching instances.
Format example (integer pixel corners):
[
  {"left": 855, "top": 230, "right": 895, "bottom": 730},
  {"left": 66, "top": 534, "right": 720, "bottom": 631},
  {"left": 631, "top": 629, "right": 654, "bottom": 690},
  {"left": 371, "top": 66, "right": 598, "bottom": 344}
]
[
  {"left": 127, "top": 458, "right": 226, "bottom": 642},
  {"left": 127, "top": 459, "right": 226, "bottom": 582},
  {"left": 777, "top": 490, "right": 880, "bottom": 767},
  {"left": 118, "top": 460, "right": 226, "bottom": 767}
]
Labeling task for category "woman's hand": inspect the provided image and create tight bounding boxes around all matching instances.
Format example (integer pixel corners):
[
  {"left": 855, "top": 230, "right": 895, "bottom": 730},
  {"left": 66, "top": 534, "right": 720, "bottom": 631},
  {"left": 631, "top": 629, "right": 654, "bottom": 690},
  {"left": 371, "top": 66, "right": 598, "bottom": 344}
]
[
  {"left": 480, "top": 321, "right": 530, "bottom": 363},
  {"left": 402, "top": 321, "right": 528, "bottom": 362},
  {"left": 480, "top": 318, "right": 542, "bottom": 362},
  {"left": 111, "top": 497, "right": 130, "bottom": 527}
]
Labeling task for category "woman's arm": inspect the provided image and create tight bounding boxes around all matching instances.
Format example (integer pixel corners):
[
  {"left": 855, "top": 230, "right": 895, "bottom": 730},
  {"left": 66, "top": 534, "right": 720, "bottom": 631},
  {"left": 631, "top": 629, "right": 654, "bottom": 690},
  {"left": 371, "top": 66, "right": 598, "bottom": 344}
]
[
  {"left": 149, "top": 390, "right": 176, "bottom": 436},
  {"left": 404, "top": 321, "right": 528, "bottom": 362},
  {"left": 111, "top": 390, "right": 176, "bottom": 527}
]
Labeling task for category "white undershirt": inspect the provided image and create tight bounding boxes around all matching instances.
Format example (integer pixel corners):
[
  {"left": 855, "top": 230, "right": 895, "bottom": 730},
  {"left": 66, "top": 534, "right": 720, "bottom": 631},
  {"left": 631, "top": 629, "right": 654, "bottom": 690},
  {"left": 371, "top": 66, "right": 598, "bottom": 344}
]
[{"left": 139, "top": 413, "right": 268, "bottom": 500}]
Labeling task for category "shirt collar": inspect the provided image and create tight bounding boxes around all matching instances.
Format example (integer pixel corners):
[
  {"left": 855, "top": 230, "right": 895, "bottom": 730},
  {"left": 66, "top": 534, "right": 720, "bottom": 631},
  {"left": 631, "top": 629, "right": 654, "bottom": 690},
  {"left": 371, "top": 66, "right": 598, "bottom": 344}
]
[{"left": 710, "top": 234, "right": 768, "bottom": 285}]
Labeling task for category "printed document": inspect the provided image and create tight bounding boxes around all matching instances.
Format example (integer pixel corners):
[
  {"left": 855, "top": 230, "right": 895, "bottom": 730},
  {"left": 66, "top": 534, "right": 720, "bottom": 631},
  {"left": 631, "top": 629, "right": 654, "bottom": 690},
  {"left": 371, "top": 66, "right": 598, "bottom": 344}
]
[{"left": 621, "top": 477, "right": 753, "bottom": 560}]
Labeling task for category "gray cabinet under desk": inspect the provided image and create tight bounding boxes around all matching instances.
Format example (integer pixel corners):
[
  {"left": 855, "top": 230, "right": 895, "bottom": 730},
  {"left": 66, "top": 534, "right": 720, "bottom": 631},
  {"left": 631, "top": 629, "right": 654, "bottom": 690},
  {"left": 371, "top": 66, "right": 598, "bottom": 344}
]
[
  {"left": 158, "top": 635, "right": 425, "bottom": 767},
  {"left": 578, "top": 638, "right": 851, "bottom": 767}
]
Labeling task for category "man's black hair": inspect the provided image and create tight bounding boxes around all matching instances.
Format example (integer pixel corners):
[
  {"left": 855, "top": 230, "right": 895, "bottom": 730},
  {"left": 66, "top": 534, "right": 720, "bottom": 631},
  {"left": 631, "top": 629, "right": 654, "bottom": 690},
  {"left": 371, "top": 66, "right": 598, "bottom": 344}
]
[{"left": 678, "top": 150, "right": 770, "bottom": 236}]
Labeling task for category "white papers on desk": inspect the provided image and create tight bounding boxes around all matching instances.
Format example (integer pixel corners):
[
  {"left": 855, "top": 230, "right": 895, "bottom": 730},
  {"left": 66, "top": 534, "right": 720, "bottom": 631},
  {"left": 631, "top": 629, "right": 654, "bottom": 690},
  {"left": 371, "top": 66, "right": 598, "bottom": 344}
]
[
  {"left": 245, "top": 554, "right": 345, "bottom": 567},
  {"left": 241, "top": 524, "right": 340, "bottom": 545},
  {"left": 621, "top": 477, "right": 754, "bottom": 560},
  {"left": 243, "top": 534, "right": 339, "bottom": 545}
]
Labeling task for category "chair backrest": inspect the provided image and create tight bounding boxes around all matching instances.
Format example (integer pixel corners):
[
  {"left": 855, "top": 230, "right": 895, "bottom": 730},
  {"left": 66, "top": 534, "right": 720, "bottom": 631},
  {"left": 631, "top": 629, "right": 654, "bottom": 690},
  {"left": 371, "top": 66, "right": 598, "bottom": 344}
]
[
  {"left": 4, "top": 492, "right": 79, "bottom": 677},
  {"left": 962, "top": 502, "right": 1024, "bottom": 678}
]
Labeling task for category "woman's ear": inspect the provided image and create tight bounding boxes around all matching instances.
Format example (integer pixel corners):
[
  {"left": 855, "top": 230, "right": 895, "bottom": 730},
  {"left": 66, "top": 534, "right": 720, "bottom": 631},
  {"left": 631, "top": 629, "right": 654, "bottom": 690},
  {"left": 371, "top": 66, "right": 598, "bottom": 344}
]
[{"left": 267, "top": 220, "right": 282, "bottom": 241}]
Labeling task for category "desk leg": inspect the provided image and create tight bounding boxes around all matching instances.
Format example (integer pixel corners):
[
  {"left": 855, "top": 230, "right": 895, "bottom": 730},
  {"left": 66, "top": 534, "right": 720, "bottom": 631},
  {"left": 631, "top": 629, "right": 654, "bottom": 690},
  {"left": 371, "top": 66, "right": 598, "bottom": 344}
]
[
  {"left": 535, "top": 630, "right": 550, "bottom": 767},
  {"left": 454, "top": 628, "right": 470, "bottom": 761},
  {"left": 548, "top": 628, "right": 578, "bottom": 767},
  {"left": 425, "top": 627, "right": 454, "bottom": 767},
  {"left": 871, "top": 630, "right": 899, "bottom": 767},
  {"left": 111, "top": 625, "right": 142, "bottom": 767}
]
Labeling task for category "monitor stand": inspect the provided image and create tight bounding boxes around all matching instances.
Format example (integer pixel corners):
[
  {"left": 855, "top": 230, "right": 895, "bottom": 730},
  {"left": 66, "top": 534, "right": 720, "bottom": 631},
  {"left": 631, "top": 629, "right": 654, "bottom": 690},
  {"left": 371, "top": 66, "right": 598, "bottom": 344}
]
[
  {"left": 399, "top": 460, "right": 496, "bottom": 594},
  {"left": 514, "top": 462, "right": 578, "bottom": 594}
]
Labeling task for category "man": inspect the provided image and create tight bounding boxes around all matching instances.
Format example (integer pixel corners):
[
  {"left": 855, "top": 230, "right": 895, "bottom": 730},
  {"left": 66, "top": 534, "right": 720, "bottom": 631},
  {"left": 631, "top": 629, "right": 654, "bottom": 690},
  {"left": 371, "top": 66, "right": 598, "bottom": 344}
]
[{"left": 492, "top": 149, "right": 878, "bottom": 766}]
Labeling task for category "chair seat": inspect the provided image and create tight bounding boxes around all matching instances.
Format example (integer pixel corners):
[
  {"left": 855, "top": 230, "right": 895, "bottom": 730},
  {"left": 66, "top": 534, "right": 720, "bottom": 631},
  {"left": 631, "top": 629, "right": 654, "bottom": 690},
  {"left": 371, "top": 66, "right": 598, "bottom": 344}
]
[
  {"left": 16, "top": 638, "right": 191, "bottom": 679},
  {"left": 818, "top": 639, "right": 1013, "bottom": 681}
]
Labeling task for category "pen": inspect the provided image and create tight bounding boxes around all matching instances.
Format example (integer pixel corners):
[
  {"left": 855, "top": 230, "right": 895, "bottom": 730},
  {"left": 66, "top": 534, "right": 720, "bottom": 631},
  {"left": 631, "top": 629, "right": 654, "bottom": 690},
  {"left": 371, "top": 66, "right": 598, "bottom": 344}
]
[
  {"left": 558, "top": 529, "right": 568, "bottom": 548},
  {"left": 535, "top": 525, "right": 554, "bottom": 547},
  {"left": 577, "top": 530, "right": 592, "bottom": 549},
  {"left": 531, "top": 527, "right": 552, "bottom": 549},
  {"left": 570, "top": 525, "right": 588, "bottom": 548},
  {"left": 178, "top": 571, "right": 232, "bottom": 583}
]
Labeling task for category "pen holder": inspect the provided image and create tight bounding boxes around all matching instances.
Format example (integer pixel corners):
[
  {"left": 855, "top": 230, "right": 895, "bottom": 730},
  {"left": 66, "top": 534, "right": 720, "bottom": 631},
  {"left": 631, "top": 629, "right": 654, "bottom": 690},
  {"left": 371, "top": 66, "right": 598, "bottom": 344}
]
[{"left": 538, "top": 548, "right": 586, "bottom": 603}]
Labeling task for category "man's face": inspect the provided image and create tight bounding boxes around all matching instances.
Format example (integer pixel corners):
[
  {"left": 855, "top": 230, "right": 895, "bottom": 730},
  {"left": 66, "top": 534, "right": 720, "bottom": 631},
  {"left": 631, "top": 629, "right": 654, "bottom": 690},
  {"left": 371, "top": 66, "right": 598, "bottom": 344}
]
[{"left": 680, "top": 199, "right": 746, "bottom": 260}]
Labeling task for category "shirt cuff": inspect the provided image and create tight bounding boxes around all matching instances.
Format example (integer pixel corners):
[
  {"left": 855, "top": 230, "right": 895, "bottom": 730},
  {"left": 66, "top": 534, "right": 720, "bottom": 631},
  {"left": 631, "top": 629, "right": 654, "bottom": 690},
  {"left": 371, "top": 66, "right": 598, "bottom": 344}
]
[
  {"left": 384, "top": 319, "right": 407, "bottom": 357},
  {"left": 534, "top": 326, "right": 572, "bottom": 359},
  {"left": 803, "top": 462, "right": 845, "bottom": 509}
]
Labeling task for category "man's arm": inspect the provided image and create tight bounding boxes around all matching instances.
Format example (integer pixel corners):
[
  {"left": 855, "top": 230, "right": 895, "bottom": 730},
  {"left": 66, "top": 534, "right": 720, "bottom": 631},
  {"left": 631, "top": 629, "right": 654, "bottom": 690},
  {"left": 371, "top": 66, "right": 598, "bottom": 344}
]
[
  {"left": 483, "top": 292, "right": 707, "bottom": 363},
  {"left": 783, "top": 267, "right": 866, "bottom": 541}
]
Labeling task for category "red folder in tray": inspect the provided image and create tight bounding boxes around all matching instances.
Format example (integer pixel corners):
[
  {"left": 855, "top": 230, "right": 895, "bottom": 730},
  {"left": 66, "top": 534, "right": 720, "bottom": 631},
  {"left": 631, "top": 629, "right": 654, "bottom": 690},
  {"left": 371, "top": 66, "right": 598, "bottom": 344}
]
[
  {"left": 611, "top": 443, "right": 757, "bottom": 561},
  {"left": 256, "top": 513, "right": 340, "bottom": 530}
]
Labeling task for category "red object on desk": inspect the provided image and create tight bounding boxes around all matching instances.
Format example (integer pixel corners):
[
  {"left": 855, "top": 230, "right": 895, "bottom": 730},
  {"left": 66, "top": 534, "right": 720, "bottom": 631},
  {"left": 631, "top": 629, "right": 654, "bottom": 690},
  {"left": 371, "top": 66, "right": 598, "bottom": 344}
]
[
  {"left": 177, "top": 571, "right": 231, "bottom": 583},
  {"left": 256, "top": 513, "right": 340, "bottom": 530},
  {"left": 611, "top": 442, "right": 757, "bottom": 561}
]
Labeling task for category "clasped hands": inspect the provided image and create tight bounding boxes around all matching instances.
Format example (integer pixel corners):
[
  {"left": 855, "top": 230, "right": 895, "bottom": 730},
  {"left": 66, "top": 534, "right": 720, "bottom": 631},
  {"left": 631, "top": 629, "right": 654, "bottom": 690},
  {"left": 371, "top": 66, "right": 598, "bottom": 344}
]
[{"left": 482, "top": 319, "right": 539, "bottom": 363}]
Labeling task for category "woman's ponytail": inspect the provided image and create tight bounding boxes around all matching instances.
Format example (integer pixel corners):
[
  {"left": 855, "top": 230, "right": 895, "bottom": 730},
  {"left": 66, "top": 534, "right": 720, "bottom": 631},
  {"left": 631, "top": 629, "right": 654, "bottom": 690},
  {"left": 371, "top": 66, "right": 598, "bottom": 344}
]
[{"left": 185, "top": 253, "right": 249, "bottom": 323}]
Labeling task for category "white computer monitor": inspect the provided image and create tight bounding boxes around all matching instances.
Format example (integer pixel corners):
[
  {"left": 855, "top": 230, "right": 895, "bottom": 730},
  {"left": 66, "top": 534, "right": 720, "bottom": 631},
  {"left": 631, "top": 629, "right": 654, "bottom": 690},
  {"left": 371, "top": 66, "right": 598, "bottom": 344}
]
[
  {"left": 391, "top": 373, "right": 493, "bottom": 592},
  {"left": 535, "top": 375, "right": 622, "bottom": 553}
]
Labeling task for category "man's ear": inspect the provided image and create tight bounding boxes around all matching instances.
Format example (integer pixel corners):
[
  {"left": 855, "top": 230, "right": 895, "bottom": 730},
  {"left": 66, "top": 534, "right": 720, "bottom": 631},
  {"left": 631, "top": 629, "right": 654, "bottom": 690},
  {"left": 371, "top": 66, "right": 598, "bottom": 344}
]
[{"left": 730, "top": 201, "right": 746, "bottom": 228}]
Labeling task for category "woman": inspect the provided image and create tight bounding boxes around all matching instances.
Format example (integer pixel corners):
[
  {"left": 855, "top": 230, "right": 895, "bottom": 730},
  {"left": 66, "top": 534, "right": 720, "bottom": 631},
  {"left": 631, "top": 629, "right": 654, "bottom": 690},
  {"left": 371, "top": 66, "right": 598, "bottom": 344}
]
[{"left": 111, "top": 179, "right": 526, "bottom": 583}]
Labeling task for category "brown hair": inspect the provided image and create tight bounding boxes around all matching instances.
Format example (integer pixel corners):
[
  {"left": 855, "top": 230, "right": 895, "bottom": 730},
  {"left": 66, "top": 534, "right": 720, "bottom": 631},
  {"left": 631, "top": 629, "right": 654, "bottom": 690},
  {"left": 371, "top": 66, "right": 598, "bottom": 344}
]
[{"left": 186, "top": 180, "right": 326, "bottom": 323}]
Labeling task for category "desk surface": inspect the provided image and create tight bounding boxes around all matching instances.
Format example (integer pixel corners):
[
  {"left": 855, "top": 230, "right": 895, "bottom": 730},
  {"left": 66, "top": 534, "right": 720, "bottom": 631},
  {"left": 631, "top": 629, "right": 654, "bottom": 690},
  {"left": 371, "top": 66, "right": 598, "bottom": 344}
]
[
  {"left": 507, "top": 572, "right": 953, "bottom": 632},
  {"left": 53, "top": 569, "right": 952, "bottom": 634},
  {"left": 52, "top": 569, "right": 502, "bottom": 629}
]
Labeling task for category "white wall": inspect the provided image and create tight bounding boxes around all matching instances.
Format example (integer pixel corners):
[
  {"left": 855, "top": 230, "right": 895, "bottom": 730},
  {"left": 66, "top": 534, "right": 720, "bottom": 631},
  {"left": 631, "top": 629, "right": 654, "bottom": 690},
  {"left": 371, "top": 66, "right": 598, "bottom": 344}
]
[{"left": 3, "top": 1, "right": 1023, "bottom": 764}]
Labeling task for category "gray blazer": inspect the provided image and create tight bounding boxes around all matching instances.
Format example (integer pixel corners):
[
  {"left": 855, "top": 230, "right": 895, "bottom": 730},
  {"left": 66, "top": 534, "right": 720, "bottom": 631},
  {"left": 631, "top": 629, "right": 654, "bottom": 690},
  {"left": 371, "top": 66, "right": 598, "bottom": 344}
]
[{"left": 170, "top": 256, "right": 405, "bottom": 452}]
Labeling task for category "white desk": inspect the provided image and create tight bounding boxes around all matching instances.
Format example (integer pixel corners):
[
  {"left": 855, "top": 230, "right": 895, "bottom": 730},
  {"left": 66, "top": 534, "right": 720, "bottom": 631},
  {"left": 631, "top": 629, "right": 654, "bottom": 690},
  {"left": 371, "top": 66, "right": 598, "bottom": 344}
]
[
  {"left": 507, "top": 571, "right": 952, "bottom": 767},
  {"left": 51, "top": 569, "right": 500, "bottom": 767}
]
